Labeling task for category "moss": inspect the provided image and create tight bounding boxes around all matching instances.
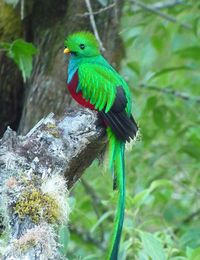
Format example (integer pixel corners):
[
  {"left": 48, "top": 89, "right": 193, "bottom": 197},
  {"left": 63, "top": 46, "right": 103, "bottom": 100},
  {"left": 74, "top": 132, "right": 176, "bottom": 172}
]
[
  {"left": 20, "top": 174, "right": 40, "bottom": 188},
  {"left": 0, "top": 1, "right": 22, "bottom": 41},
  {"left": 45, "top": 122, "right": 60, "bottom": 138},
  {"left": 14, "top": 238, "right": 36, "bottom": 253},
  {"left": 15, "top": 188, "right": 59, "bottom": 224}
]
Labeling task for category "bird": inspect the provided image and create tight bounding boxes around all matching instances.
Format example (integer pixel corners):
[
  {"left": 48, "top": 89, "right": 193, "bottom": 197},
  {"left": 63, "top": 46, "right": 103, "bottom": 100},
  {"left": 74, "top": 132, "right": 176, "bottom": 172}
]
[{"left": 64, "top": 31, "right": 138, "bottom": 260}]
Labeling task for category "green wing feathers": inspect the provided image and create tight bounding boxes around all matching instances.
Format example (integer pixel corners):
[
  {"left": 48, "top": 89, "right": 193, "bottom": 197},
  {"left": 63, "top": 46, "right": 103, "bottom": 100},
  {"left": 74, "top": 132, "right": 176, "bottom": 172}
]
[{"left": 78, "top": 63, "right": 123, "bottom": 113}]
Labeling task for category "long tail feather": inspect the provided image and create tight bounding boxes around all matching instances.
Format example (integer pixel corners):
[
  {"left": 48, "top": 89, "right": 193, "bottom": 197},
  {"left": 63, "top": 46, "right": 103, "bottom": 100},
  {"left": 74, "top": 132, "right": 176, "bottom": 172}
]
[{"left": 107, "top": 129, "right": 125, "bottom": 260}]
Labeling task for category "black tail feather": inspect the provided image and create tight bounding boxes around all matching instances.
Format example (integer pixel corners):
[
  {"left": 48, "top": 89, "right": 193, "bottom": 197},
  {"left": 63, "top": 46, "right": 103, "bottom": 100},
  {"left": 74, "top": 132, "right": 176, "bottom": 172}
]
[
  {"left": 100, "top": 110, "right": 138, "bottom": 143},
  {"left": 99, "top": 86, "right": 138, "bottom": 142}
]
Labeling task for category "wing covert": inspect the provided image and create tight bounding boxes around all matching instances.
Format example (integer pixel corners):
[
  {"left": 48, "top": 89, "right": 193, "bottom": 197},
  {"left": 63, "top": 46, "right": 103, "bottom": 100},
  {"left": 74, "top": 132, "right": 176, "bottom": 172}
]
[{"left": 78, "top": 63, "right": 122, "bottom": 112}]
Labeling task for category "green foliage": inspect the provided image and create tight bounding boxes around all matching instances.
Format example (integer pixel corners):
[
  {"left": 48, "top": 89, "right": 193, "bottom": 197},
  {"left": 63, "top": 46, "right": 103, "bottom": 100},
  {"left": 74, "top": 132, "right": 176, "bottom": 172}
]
[
  {"left": 0, "top": 1, "right": 22, "bottom": 41},
  {"left": 65, "top": 0, "right": 200, "bottom": 259},
  {"left": 0, "top": 39, "right": 37, "bottom": 81},
  {"left": 139, "top": 231, "right": 166, "bottom": 260},
  {"left": 58, "top": 225, "right": 70, "bottom": 257},
  {"left": 97, "top": 0, "right": 108, "bottom": 6},
  {"left": 4, "top": 0, "right": 19, "bottom": 6}
]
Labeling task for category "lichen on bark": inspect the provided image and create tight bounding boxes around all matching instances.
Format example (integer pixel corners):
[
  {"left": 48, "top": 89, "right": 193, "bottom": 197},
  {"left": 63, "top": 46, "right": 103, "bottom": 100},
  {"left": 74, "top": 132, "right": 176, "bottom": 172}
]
[{"left": 0, "top": 108, "right": 105, "bottom": 259}]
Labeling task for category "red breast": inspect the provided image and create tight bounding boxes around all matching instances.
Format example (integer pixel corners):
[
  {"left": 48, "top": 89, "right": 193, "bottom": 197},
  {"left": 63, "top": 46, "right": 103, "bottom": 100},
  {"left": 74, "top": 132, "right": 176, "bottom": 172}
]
[{"left": 67, "top": 71, "right": 95, "bottom": 110}]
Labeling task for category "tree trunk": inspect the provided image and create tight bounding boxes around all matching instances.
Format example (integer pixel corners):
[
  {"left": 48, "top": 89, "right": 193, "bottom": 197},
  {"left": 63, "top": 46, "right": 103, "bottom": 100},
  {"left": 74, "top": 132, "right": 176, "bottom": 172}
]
[
  {"left": 0, "top": 109, "right": 105, "bottom": 259},
  {"left": 0, "top": 0, "right": 23, "bottom": 137}
]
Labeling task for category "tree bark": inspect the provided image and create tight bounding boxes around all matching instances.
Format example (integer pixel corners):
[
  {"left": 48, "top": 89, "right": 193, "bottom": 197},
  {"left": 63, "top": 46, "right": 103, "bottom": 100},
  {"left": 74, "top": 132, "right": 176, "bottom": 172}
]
[
  {"left": 0, "top": 0, "right": 23, "bottom": 137},
  {"left": 0, "top": 108, "right": 105, "bottom": 259}
]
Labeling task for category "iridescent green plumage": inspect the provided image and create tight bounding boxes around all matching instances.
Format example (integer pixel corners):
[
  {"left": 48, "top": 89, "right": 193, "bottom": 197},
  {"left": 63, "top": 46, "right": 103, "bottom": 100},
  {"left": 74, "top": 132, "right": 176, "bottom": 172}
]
[
  {"left": 65, "top": 32, "right": 132, "bottom": 114},
  {"left": 79, "top": 64, "right": 120, "bottom": 112},
  {"left": 65, "top": 31, "right": 100, "bottom": 57},
  {"left": 64, "top": 31, "right": 138, "bottom": 260}
]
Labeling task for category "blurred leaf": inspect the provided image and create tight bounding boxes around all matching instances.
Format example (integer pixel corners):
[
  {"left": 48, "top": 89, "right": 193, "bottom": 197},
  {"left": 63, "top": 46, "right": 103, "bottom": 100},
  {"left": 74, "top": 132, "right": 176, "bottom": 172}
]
[
  {"left": 139, "top": 231, "right": 166, "bottom": 260},
  {"left": 58, "top": 225, "right": 70, "bottom": 256},
  {"left": 127, "top": 61, "right": 140, "bottom": 75},
  {"left": 4, "top": 0, "right": 19, "bottom": 6},
  {"left": 174, "top": 46, "right": 200, "bottom": 60},
  {"left": 82, "top": 254, "right": 101, "bottom": 260},
  {"left": 131, "top": 189, "right": 150, "bottom": 207},
  {"left": 151, "top": 35, "right": 163, "bottom": 51},
  {"left": 149, "top": 179, "right": 172, "bottom": 192},
  {"left": 97, "top": 0, "right": 108, "bottom": 6},
  {"left": 190, "top": 248, "right": 200, "bottom": 260},
  {"left": 149, "top": 66, "right": 195, "bottom": 80},
  {"left": 7, "top": 39, "right": 37, "bottom": 82},
  {"left": 153, "top": 105, "right": 175, "bottom": 129},
  {"left": 170, "top": 257, "right": 187, "bottom": 260},
  {"left": 119, "top": 239, "right": 133, "bottom": 260},
  {"left": 186, "top": 126, "right": 200, "bottom": 144},
  {"left": 193, "top": 17, "right": 200, "bottom": 38},
  {"left": 0, "top": 42, "right": 10, "bottom": 49},
  {"left": 180, "top": 228, "right": 200, "bottom": 249},
  {"left": 90, "top": 211, "right": 112, "bottom": 233},
  {"left": 123, "top": 27, "right": 143, "bottom": 41},
  {"left": 181, "top": 144, "right": 200, "bottom": 159},
  {"left": 132, "top": 179, "right": 172, "bottom": 208},
  {"left": 145, "top": 96, "right": 158, "bottom": 110},
  {"left": 187, "top": 246, "right": 200, "bottom": 260}
]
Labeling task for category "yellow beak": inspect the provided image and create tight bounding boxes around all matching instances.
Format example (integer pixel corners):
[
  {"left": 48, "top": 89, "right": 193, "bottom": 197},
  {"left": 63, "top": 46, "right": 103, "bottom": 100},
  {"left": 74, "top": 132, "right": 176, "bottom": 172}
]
[{"left": 64, "top": 48, "right": 70, "bottom": 54}]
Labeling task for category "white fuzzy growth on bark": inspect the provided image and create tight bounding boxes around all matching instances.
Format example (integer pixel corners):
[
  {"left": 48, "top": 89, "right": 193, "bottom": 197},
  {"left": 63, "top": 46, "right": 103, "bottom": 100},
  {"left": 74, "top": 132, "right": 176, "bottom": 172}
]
[
  {"left": 41, "top": 175, "right": 70, "bottom": 224},
  {"left": 0, "top": 108, "right": 105, "bottom": 259},
  {"left": 3, "top": 224, "right": 58, "bottom": 260}
]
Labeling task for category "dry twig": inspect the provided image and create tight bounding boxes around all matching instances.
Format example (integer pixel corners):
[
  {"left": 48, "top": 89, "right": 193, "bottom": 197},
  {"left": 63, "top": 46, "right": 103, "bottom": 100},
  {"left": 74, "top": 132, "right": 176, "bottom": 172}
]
[
  {"left": 132, "top": 0, "right": 185, "bottom": 11},
  {"left": 77, "top": 3, "right": 115, "bottom": 17},
  {"left": 131, "top": 0, "right": 192, "bottom": 30},
  {"left": 84, "top": 0, "right": 106, "bottom": 52},
  {"left": 140, "top": 84, "right": 200, "bottom": 103}
]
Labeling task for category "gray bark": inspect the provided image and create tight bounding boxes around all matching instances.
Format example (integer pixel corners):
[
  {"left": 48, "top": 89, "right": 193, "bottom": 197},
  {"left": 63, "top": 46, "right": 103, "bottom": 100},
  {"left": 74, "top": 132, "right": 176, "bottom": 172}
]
[{"left": 0, "top": 108, "right": 105, "bottom": 259}]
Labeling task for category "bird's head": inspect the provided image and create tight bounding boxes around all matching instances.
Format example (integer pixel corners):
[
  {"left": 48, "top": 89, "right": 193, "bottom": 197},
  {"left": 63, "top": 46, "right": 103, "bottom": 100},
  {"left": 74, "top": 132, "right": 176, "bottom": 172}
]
[{"left": 64, "top": 31, "right": 100, "bottom": 58}]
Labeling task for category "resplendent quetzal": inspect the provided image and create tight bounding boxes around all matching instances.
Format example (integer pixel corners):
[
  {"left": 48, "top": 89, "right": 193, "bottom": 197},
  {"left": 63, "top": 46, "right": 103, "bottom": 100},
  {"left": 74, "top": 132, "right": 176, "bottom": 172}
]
[{"left": 64, "top": 31, "right": 138, "bottom": 260}]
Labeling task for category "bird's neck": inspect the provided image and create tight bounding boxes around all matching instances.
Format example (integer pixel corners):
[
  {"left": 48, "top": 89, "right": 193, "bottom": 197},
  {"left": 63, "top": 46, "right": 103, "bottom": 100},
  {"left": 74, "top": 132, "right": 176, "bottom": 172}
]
[
  {"left": 67, "top": 55, "right": 81, "bottom": 83},
  {"left": 67, "top": 54, "right": 108, "bottom": 83}
]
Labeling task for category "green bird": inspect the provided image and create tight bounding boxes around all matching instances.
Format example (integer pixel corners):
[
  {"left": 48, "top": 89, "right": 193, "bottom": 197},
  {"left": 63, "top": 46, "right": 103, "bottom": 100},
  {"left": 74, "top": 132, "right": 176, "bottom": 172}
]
[{"left": 64, "top": 31, "right": 138, "bottom": 259}]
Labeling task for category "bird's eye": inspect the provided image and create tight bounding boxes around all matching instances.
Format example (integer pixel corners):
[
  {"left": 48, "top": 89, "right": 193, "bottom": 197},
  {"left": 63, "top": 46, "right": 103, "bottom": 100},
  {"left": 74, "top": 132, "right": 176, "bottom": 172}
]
[
  {"left": 64, "top": 45, "right": 67, "bottom": 48},
  {"left": 79, "top": 44, "right": 85, "bottom": 50}
]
